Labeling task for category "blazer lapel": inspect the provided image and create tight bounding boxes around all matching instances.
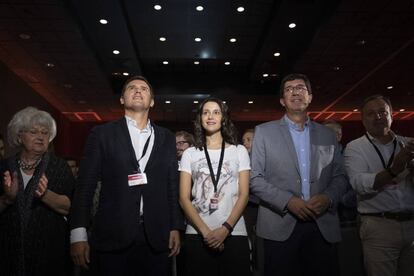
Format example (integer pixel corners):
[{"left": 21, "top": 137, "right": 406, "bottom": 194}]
[
  {"left": 279, "top": 119, "right": 300, "bottom": 175},
  {"left": 118, "top": 118, "right": 140, "bottom": 170},
  {"left": 309, "top": 121, "right": 318, "bottom": 184},
  {"left": 144, "top": 124, "right": 164, "bottom": 171}
]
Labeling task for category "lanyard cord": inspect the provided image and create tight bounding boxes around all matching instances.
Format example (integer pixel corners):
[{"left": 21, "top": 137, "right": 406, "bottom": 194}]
[
  {"left": 365, "top": 133, "right": 397, "bottom": 169},
  {"left": 203, "top": 140, "right": 225, "bottom": 194}
]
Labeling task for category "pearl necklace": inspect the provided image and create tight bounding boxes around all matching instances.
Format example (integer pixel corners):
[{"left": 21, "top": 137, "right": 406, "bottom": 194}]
[{"left": 18, "top": 158, "right": 41, "bottom": 170}]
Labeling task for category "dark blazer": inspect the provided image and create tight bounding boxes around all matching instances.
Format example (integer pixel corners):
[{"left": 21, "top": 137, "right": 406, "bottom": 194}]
[{"left": 70, "top": 118, "right": 184, "bottom": 252}]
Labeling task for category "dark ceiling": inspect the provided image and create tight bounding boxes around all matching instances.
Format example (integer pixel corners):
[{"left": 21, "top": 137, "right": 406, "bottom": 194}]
[{"left": 0, "top": 0, "right": 413, "bottom": 123}]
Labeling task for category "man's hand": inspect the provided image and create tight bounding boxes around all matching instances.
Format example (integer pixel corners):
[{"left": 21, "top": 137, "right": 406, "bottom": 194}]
[
  {"left": 307, "top": 194, "right": 331, "bottom": 216},
  {"left": 168, "top": 230, "right": 181, "bottom": 257},
  {"left": 287, "top": 196, "right": 316, "bottom": 221},
  {"left": 71, "top": 241, "right": 90, "bottom": 270}
]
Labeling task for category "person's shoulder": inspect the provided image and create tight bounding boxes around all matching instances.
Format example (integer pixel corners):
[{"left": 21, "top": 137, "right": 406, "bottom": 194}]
[
  {"left": 345, "top": 135, "right": 366, "bottom": 149},
  {"left": 92, "top": 118, "right": 123, "bottom": 132},
  {"left": 153, "top": 124, "right": 174, "bottom": 137}
]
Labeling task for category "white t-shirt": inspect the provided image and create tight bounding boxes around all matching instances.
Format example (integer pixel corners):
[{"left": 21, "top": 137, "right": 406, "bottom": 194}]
[{"left": 180, "top": 144, "right": 250, "bottom": 236}]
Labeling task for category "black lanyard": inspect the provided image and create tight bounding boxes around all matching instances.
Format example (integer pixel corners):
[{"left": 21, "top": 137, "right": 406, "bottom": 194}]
[
  {"left": 365, "top": 133, "right": 397, "bottom": 169},
  {"left": 204, "top": 140, "right": 225, "bottom": 194},
  {"left": 136, "top": 128, "right": 152, "bottom": 173}
]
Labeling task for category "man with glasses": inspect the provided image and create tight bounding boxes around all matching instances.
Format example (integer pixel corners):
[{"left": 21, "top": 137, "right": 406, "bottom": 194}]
[
  {"left": 175, "top": 131, "right": 194, "bottom": 163},
  {"left": 344, "top": 95, "right": 414, "bottom": 276},
  {"left": 250, "top": 73, "right": 347, "bottom": 276}
]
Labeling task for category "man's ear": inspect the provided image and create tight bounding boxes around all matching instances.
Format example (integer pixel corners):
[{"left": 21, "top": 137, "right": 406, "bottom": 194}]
[
  {"left": 280, "top": 97, "right": 285, "bottom": 107},
  {"left": 120, "top": 96, "right": 124, "bottom": 105}
]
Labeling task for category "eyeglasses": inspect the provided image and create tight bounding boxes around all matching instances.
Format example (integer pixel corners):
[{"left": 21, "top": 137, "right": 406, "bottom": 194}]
[
  {"left": 176, "top": 141, "right": 189, "bottom": 146},
  {"left": 284, "top": 85, "right": 309, "bottom": 95}
]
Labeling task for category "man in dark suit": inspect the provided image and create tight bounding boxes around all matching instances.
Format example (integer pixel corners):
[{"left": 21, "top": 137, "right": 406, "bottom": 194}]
[
  {"left": 250, "top": 73, "right": 348, "bottom": 276},
  {"left": 70, "top": 76, "right": 183, "bottom": 275}
]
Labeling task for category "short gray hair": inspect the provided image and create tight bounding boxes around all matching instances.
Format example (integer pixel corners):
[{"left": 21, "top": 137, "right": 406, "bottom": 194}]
[{"left": 7, "top": 107, "right": 57, "bottom": 148}]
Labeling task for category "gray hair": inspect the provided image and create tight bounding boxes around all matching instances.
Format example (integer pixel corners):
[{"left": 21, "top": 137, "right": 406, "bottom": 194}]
[{"left": 7, "top": 107, "right": 57, "bottom": 148}]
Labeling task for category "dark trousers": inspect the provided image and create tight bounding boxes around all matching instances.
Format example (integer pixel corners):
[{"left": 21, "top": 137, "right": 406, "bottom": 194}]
[
  {"left": 263, "top": 221, "right": 339, "bottom": 276},
  {"left": 89, "top": 223, "right": 170, "bottom": 276},
  {"left": 182, "top": 234, "right": 251, "bottom": 276}
]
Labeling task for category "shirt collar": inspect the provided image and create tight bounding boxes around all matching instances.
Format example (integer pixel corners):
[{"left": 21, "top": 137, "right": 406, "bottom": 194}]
[
  {"left": 284, "top": 114, "right": 310, "bottom": 131},
  {"left": 365, "top": 130, "right": 396, "bottom": 145},
  {"left": 125, "top": 116, "right": 152, "bottom": 132}
]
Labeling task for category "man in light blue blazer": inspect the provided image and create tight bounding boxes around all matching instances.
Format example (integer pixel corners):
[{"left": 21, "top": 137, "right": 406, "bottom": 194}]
[{"left": 250, "top": 73, "right": 348, "bottom": 276}]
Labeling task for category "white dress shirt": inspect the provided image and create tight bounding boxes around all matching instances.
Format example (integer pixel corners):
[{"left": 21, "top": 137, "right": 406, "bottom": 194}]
[
  {"left": 70, "top": 117, "right": 155, "bottom": 243},
  {"left": 344, "top": 132, "right": 414, "bottom": 213}
]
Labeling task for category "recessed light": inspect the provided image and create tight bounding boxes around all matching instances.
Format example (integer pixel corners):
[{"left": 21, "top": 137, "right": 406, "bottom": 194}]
[
  {"left": 387, "top": 85, "right": 393, "bottom": 90},
  {"left": 248, "top": 101, "right": 254, "bottom": 104},
  {"left": 122, "top": 72, "right": 129, "bottom": 76},
  {"left": 46, "top": 63, "right": 55, "bottom": 68},
  {"left": 159, "top": 37, "right": 166, "bottom": 41},
  {"left": 196, "top": 6, "right": 204, "bottom": 11},
  {"left": 273, "top": 52, "right": 281, "bottom": 57},
  {"left": 288, "top": 23, "right": 296, "bottom": 29},
  {"left": 165, "top": 100, "right": 171, "bottom": 104},
  {"left": 263, "top": 73, "right": 269, "bottom": 77},
  {"left": 229, "top": 38, "right": 237, "bottom": 43},
  {"left": 19, "top": 33, "right": 31, "bottom": 40},
  {"left": 223, "top": 101, "right": 226, "bottom": 104},
  {"left": 271, "top": 74, "right": 278, "bottom": 77},
  {"left": 99, "top": 19, "right": 108, "bottom": 25},
  {"left": 237, "top": 7, "right": 245, "bottom": 12},
  {"left": 163, "top": 61, "right": 169, "bottom": 65},
  {"left": 353, "top": 109, "right": 358, "bottom": 112},
  {"left": 194, "top": 61, "right": 200, "bottom": 65},
  {"left": 112, "top": 72, "right": 121, "bottom": 76},
  {"left": 399, "top": 108, "right": 405, "bottom": 112},
  {"left": 224, "top": 61, "right": 230, "bottom": 65},
  {"left": 194, "top": 37, "right": 202, "bottom": 42},
  {"left": 112, "top": 50, "right": 120, "bottom": 55},
  {"left": 154, "top": 5, "right": 162, "bottom": 10},
  {"left": 333, "top": 66, "right": 340, "bottom": 71},
  {"left": 194, "top": 100, "right": 199, "bottom": 104},
  {"left": 357, "top": 39, "right": 366, "bottom": 45}
]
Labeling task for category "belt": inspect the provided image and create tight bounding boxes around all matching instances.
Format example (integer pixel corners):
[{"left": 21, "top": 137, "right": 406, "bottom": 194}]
[{"left": 359, "top": 212, "right": 413, "bottom": 221}]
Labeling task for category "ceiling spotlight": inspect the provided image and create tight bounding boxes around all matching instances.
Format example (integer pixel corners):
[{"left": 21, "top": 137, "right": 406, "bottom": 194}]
[
  {"left": 159, "top": 37, "right": 166, "bottom": 41},
  {"left": 229, "top": 38, "right": 237, "bottom": 43},
  {"left": 194, "top": 61, "right": 200, "bottom": 65},
  {"left": 263, "top": 73, "right": 269, "bottom": 77},
  {"left": 224, "top": 61, "right": 230, "bottom": 65},
  {"left": 196, "top": 6, "right": 204, "bottom": 11},
  {"left": 333, "top": 66, "right": 340, "bottom": 71},
  {"left": 288, "top": 23, "right": 296, "bottom": 29},
  {"left": 46, "top": 63, "right": 55, "bottom": 68},
  {"left": 193, "top": 100, "right": 199, "bottom": 104},
  {"left": 163, "top": 61, "right": 169, "bottom": 65},
  {"left": 99, "top": 19, "right": 108, "bottom": 24},
  {"left": 122, "top": 72, "right": 129, "bottom": 76},
  {"left": 165, "top": 100, "right": 171, "bottom": 104},
  {"left": 357, "top": 39, "right": 366, "bottom": 45},
  {"left": 399, "top": 108, "right": 405, "bottom": 112},
  {"left": 154, "top": 5, "right": 162, "bottom": 10},
  {"left": 112, "top": 72, "right": 121, "bottom": 76},
  {"left": 112, "top": 50, "right": 120, "bottom": 55},
  {"left": 19, "top": 33, "right": 31, "bottom": 40},
  {"left": 237, "top": 7, "right": 245, "bottom": 12},
  {"left": 194, "top": 37, "right": 202, "bottom": 42},
  {"left": 387, "top": 85, "right": 393, "bottom": 90},
  {"left": 248, "top": 101, "right": 254, "bottom": 104},
  {"left": 223, "top": 101, "right": 226, "bottom": 104},
  {"left": 353, "top": 109, "right": 358, "bottom": 112},
  {"left": 273, "top": 52, "right": 281, "bottom": 57}
]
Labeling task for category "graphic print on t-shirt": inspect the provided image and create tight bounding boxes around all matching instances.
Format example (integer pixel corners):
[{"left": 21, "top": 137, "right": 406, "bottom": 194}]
[{"left": 192, "top": 158, "right": 232, "bottom": 215}]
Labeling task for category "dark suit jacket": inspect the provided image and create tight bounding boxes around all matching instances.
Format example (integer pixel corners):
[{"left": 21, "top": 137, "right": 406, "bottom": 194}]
[{"left": 70, "top": 118, "right": 184, "bottom": 252}]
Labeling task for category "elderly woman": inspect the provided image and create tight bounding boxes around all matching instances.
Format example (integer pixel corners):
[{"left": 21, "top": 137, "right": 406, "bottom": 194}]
[{"left": 0, "top": 107, "right": 75, "bottom": 276}]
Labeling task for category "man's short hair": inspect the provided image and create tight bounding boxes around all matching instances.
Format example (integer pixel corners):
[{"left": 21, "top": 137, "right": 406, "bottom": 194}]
[
  {"left": 279, "top": 73, "right": 312, "bottom": 98},
  {"left": 360, "top": 94, "right": 393, "bottom": 114},
  {"left": 175, "top": 131, "right": 195, "bottom": 146}
]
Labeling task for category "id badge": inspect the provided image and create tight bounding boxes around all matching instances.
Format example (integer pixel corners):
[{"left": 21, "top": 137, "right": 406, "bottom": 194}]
[
  {"left": 209, "top": 196, "right": 219, "bottom": 211},
  {"left": 128, "top": 173, "right": 148, "bottom": 186}
]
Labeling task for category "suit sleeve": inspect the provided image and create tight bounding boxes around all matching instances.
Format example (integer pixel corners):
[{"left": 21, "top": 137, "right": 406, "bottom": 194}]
[
  {"left": 250, "top": 126, "right": 293, "bottom": 213},
  {"left": 70, "top": 126, "right": 102, "bottom": 229},
  {"left": 166, "top": 133, "right": 184, "bottom": 231}
]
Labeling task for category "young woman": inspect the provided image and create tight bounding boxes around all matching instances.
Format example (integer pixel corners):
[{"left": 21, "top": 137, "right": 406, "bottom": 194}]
[{"left": 179, "top": 98, "right": 251, "bottom": 276}]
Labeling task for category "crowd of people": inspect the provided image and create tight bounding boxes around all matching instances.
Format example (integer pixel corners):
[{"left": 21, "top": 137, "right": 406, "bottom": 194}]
[{"left": 0, "top": 73, "right": 413, "bottom": 276}]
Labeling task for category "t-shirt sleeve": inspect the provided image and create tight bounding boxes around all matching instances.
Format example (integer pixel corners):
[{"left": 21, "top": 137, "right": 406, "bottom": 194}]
[
  {"left": 179, "top": 147, "right": 192, "bottom": 174},
  {"left": 237, "top": 145, "right": 251, "bottom": 172}
]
